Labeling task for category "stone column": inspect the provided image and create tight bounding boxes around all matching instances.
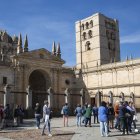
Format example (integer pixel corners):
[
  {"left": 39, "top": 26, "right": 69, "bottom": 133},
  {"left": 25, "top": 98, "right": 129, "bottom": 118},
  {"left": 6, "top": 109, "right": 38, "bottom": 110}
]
[
  {"left": 108, "top": 91, "right": 113, "bottom": 104},
  {"left": 4, "top": 84, "right": 12, "bottom": 107},
  {"left": 96, "top": 91, "right": 102, "bottom": 107},
  {"left": 80, "top": 89, "right": 85, "bottom": 106},
  {"left": 26, "top": 85, "right": 32, "bottom": 109},
  {"left": 65, "top": 88, "right": 70, "bottom": 105},
  {"left": 47, "top": 87, "right": 53, "bottom": 108},
  {"left": 4, "top": 84, "right": 14, "bottom": 126}
]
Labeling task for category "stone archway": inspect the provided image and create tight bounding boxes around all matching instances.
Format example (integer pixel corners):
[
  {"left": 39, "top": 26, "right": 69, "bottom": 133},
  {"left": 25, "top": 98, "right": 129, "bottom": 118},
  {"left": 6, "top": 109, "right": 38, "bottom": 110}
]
[{"left": 29, "top": 69, "right": 51, "bottom": 108}]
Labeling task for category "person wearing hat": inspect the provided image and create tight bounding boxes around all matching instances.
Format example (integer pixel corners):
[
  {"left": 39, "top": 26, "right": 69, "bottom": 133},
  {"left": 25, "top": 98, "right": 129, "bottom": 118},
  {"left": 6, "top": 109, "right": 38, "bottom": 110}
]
[{"left": 34, "top": 103, "right": 41, "bottom": 129}]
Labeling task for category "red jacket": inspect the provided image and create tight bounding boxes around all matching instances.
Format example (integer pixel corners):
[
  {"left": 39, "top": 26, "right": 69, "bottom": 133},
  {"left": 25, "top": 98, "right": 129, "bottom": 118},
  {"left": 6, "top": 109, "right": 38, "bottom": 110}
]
[{"left": 114, "top": 104, "right": 119, "bottom": 117}]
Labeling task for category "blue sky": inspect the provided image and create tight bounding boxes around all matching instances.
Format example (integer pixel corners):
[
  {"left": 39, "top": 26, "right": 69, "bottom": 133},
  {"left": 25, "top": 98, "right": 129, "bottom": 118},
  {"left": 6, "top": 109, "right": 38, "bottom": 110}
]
[{"left": 0, "top": 0, "right": 140, "bottom": 66}]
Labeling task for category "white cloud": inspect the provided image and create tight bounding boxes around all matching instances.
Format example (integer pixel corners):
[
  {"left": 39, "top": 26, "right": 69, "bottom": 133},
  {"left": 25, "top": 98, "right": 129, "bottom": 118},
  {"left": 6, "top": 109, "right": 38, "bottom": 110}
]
[
  {"left": 1, "top": 15, "right": 76, "bottom": 66},
  {"left": 121, "top": 32, "right": 140, "bottom": 44}
]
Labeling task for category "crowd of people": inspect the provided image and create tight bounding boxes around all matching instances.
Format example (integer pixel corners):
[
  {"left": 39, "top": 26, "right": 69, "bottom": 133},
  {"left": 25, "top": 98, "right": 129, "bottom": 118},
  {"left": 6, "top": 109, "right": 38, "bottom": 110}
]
[
  {"left": 113, "top": 100, "right": 138, "bottom": 135},
  {"left": 14, "top": 104, "right": 25, "bottom": 126},
  {"left": 60, "top": 103, "right": 99, "bottom": 128},
  {"left": 0, "top": 104, "right": 25, "bottom": 129},
  {"left": 0, "top": 100, "right": 139, "bottom": 138},
  {"left": 33, "top": 100, "right": 139, "bottom": 137},
  {"left": 60, "top": 100, "right": 138, "bottom": 137}
]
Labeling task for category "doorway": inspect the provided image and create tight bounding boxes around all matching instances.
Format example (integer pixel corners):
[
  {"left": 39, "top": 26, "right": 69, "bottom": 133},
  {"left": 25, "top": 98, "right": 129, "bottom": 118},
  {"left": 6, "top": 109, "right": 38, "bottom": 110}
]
[
  {"left": 91, "top": 97, "right": 95, "bottom": 106},
  {"left": 29, "top": 70, "right": 50, "bottom": 108}
]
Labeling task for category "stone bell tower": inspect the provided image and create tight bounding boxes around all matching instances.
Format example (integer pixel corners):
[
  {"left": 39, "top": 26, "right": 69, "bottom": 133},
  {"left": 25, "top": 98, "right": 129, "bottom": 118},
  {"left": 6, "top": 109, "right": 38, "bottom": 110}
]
[{"left": 75, "top": 13, "right": 120, "bottom": 70}]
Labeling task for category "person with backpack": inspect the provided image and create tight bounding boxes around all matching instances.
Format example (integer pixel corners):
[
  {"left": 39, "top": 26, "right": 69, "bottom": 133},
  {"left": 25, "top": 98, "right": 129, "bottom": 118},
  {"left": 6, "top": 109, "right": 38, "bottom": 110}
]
[
  {"left": 62, "top": 103, "right": 69, "bottom": 127},
  {"left": 92, "top": 104, "right": 99, "bottom": 123}
]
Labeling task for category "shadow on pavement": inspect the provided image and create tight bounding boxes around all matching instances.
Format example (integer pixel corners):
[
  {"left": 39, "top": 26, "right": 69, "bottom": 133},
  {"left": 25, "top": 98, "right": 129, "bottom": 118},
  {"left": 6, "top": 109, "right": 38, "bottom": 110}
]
[{"left": 54, "top": 132, "right": 75, "bottom": 136}]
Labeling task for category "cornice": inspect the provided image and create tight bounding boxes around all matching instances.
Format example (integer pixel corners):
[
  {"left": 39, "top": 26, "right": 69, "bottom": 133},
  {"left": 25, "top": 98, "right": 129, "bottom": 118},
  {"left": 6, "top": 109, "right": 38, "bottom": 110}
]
[{"left": 88, "top": 83, "right": 140, "bottom": 90}]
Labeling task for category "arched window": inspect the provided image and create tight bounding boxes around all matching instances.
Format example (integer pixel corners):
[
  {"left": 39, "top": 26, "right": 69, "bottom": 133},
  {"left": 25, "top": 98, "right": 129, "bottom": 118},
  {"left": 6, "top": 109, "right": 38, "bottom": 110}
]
[
  {"left": 90, "top": 20, "right": 93, "bottom": 28},
  {"left": 82, "top": 32, "right": 86, "bottom": 40},
  {"left": 108, "top": 22, "right": 112, "bottom": 29},
  {"left": 106, "top": 30, "right": 110, "bottom": 39},
  {"left": 85, "top": 41, "right": 91, "bottom": 51},
  {"left": 111, "top": 23, "right": 115, "bottom": 30},
  {"left": 88, "top": 30, "right": 92, "bottom": 38},
  {"left": 108, "top": 42, "right": 111, "bottom": 50},
  {"left": 81, "top": 24, "right": 84, "bottom": 30},
  {"left": 39, "top": 53, "right": 44, "bottom": 59},
  {"left": 108, "top": 42, "right": 115, "bottom": 62},
  {"left": 85, "top": 22, "right": 89, "bottom": 29},
  {"left": 111, "top": 32, "right": 116, "bottom": 40},
  {"left": 105, "top": 20, "right": 108, "bottom": 27}
]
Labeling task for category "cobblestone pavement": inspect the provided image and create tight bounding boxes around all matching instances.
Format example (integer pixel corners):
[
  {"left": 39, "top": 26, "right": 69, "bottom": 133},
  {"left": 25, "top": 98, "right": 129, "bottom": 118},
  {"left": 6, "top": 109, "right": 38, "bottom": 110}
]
[{"left": 0, "top": 114, "right": 140, "bottom": 140}]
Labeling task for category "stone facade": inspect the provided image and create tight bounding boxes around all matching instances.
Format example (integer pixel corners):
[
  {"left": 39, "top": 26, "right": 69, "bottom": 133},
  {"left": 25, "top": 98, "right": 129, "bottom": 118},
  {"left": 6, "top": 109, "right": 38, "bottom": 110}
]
[
  {"left": 75, "top": 13, "right": 120, "bottom": 69},
  {"left": 0, "top": 13, "right": 140, "bottom": 113},
  {"left": 75, "top": 13, "right": 140, "bottom": 109},
  {"left": 0, "top": 31, "right": 82, "bottom": 114}
]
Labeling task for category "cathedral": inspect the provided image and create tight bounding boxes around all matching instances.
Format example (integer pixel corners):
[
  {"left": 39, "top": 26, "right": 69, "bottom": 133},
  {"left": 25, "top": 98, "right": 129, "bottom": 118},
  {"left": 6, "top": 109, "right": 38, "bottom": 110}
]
[{"left": 0, "top": 13, "right": 140, "bottom": 114}]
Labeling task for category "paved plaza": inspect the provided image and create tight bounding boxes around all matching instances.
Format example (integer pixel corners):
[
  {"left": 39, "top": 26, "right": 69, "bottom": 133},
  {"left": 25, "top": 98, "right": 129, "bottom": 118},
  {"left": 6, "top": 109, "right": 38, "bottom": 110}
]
[{"left": 0, "top": 114, "right": 140, "bottom": 140}]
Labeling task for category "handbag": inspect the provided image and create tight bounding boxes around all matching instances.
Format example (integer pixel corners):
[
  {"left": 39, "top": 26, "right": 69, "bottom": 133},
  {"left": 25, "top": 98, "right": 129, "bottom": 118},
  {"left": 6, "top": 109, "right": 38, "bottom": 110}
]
[
  {"left": 133, "top": 115, "right": 138, "bottom": 121},
  {"left": 61, "top": 109, "right": 64, "bottom": 115},
  {"left": 125, "top": 113, "right": 131, "bottom": 117}
]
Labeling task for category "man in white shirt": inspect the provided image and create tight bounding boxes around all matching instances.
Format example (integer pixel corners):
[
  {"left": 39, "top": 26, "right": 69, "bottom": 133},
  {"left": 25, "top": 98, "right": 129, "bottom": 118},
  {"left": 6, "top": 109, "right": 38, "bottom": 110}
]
[{"left": 41, "top": 100, "right": 52, "bottom": 137}]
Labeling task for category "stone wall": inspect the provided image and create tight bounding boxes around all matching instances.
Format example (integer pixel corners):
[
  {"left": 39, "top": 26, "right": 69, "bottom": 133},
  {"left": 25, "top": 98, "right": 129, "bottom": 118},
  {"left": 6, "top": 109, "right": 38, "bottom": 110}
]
[{"left": 82, "top": 59, "right": 140, "bottom": 108}]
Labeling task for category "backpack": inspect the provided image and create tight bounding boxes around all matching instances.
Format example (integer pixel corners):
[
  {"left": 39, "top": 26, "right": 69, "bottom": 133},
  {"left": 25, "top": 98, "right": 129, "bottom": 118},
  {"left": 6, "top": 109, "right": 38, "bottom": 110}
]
[
  {"left": 74, "top": 109, "right": 77, "bottom": 115},
  {"left": 108, "top": 107, "right": 115, "bottom": 116},
  {"left": 63, "top": 106, "right": 69, "bottom": 115}
]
